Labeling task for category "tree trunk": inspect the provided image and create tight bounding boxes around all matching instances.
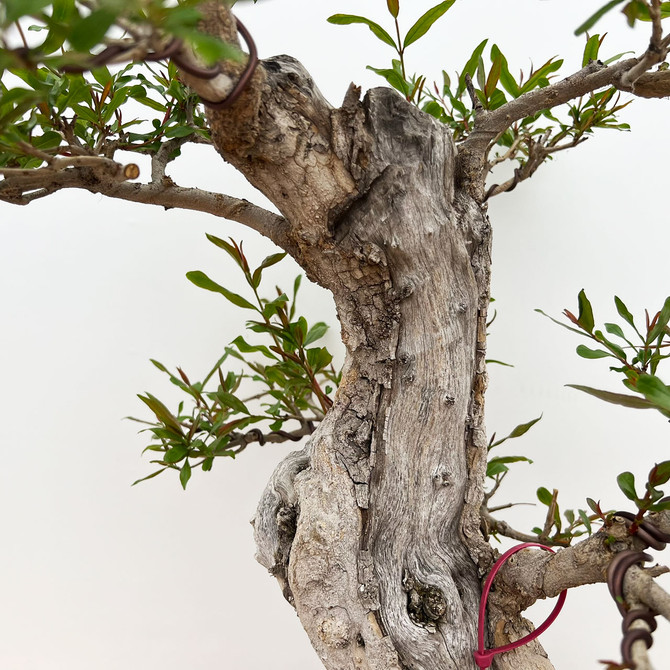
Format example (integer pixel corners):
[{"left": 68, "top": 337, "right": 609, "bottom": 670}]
[{"left": 201, "top": 45, "right": 552, "bottom": 669}]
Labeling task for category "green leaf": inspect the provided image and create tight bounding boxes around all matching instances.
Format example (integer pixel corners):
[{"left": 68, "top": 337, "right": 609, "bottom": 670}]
[
  {"left": 582, "top": 34, "right": 602, "bottom": 67},
  {"left": 3, "top": 0, "right": 52, "bottom": 24},
  {"left": 577, "top": 289, "right": 595, "bottom": 333},
  {"left": 586, "top": 498, "right": 600, "bottom": 515},
  {"left": 306, "top": 347, "right": 333, "bottom": 372},
  {"left": 486, "top": 455, "right": 533, "bottom": 478},
  {"left": 138, "top": 393, "right": 184, "bottom": 435},
  {"left": 215, "top": 390, "right": 249, "bottom": 415},
  {"left": 231, "top": 335, "right": 277, "bottom": 360},
  {"left": 179, "top": 460, "right": 192, "bottom": 489},
  {"left": 520, "top": 57, "right": 564, "bottom": 94},
  {"left": 185, "top": 31, "right": 242, "bottom": 65},
  {"left": 492, "top": 44, "right": 520, "bottom": 97},
  {"left": 403, "top": 0, "right": 456, "bottom": 48},
  {"left": 304, "top": 322, "right": 329, "bottom": 346},
  {"left": 366, "top": 65, "right": 409, "bottom": 95},
  {"left": 567, "top": 384, "right": 657, "bottom": 409},
  {"left": 576, "top": 344, "right": 612, "bottom": 359},
  {"left": 509, "top": 415, "right": 542, "bottom": 439},
  {"left": 575, "top": 0, "right": 626, "bottom": 35},
  {"left": 614, "top": 296, "right": 637, "bottom": 329},
  {"left": 636, "top": 374, "right": 670, "bottom": 411},
  {"left": 164, "top": 445, "right": 189, "bottom": 464},
  {"left": 535, "top": 308, "right": 594, "bottom": 338},
  {"left": 251, "top": 252, "right": 287, "bottom": 288},
  {"left": 485, "top": 359, "right": 514, "bottom": 367},
  {"left": 202, "top": 456, "right": 214, "bottom": 472},
  {"left": 186, "top": 271, "right": 257, "bottom": 310},
  {"left": 648, "top": 296, "right": 670, "bottom": 342},
  {"left": 327, "top": 14, "right": 397, "bottom": 48},
  {"left": 485, "top": 47, "right": 503, "bottom": 99},
  {"left": 205, "top": 233, "right": 245, "bottom": 268},
  {"left": 486, "top": 460, "right": 509, "bottom": 477},
  {"left": 457, "top": 39, "right": 488, "bottom": 96},
  {"left": 578, "top": 509, "right": 592, "bottom": 534},
  {"left": 386, "top": 0, "right": 399, "bottom": 18},
  {"left": 650, "top": 461, "right": 670, "bottom": 486},
  {"left": 604, "top": 322, "right": 626, "bottom": 339},
  {"left": 617, "top": 471, "right": 638, "bottom": 502},
  {"left": 537, "top": 487, "right": 553, "bottom": 506},
  {"left": 131, "top": 468, "right": 168, "bottom": 487},
  {"left": 69, "top": 8, "right": 117, "bottom": 51}
]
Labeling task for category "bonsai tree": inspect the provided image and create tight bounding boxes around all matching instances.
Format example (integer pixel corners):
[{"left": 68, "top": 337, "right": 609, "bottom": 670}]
[{"left": 2, "top": 1, "right": 670, "bottom": 668}]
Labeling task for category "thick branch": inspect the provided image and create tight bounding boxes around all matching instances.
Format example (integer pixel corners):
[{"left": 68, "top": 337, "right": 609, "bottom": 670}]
[{"left": 489, "top": 511, "right": 670, "bottom": 616}]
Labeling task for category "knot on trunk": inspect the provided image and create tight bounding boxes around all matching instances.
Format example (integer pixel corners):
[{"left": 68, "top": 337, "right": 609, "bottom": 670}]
[{"left": 403, "top": 572, "right": 448, "bottom": 627}]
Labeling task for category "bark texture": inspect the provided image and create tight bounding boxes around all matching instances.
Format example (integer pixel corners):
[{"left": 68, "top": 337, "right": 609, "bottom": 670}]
[{"left": 213, "top": 54, "right": 498, "bottom": 669}]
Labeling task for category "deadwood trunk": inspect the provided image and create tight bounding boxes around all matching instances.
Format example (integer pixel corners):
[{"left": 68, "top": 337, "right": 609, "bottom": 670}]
[{"left": 199, "top": 26, "right": 554, "bottom": 666}]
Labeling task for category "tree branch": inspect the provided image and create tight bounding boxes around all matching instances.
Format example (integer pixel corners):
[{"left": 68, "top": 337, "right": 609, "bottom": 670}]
[
  {"left": 458, "top": 25, "right": 670, "bottom": 200},
  {"left": 0, "top": 160, "right": 296, "bottom": 255},
  {"left": 625, "top": 564, "right": 670, "bottom": 621},
  {"left": 621, "top": 0, "right": 668, "bottom": 88},
  {"left": 482, "top": 508, "right": 565, "bottom": 546}
]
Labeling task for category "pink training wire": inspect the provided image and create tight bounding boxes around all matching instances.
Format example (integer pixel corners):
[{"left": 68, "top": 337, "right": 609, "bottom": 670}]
[{"left": 474, "top": 542, "right": 567, "bottom": 669}]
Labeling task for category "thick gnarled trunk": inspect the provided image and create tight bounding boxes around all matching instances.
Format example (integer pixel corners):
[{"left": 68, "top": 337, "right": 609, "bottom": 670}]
[
  {"left": 190, "top": 10, "right": 549, "bottom": 661},
  {"left": 246, "top": 69, "right": 494, "bottom": 669}
]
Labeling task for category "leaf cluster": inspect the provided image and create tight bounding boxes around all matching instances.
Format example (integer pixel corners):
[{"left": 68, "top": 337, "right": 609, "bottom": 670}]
[
  {"left": 327, "top": 1, "right": 632, "bottom": 184},
  {"left": 0, "top": 59, "right": 209, "bottom": 168},
  {"left": 538, "top": 290, "right": 670, "bottom": 417},
  {"left": 0, "top": 0, "right": 243, "bottom": 168},
  {"left": 617, "top": 462, "right": 670, "bottom": 515},
  {"left": 131, "top": 235, "right": 340, "bottom": 489},
  {"left": 529, "top": 487, "right": 604, "bottom": 545}
]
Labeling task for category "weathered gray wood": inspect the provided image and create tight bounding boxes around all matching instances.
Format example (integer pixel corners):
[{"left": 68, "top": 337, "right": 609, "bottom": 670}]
[{"left": 202, "top": 25, "right": 554, "bottom": 668}]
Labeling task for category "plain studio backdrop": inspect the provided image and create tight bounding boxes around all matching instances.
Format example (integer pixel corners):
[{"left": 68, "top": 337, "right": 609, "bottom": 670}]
[{"left": 1, "top": 1, "right": 669, "bottom": 668}]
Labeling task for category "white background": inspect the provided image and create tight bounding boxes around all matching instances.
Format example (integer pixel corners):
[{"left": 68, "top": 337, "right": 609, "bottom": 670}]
[{"left": 1, "top": 0, "right": 670, "bottom": 668}]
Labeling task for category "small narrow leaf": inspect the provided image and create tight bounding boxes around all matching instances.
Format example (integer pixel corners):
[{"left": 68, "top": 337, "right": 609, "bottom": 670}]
[
  {"left": 485, "top": 49, "right": 503, "bottom": 99},
  {"left": 327, "top": 14, "right": 397, "bottom": 48},
  {"left": 575, "top": 0, "right": 626, "bottom": 35},
  {"left": 131, "top": 468, "right": 168, "bottom": 487},
  {"left": 578, "top": 509, "right": 592, "bottom": 534},
  {"left": 186, "top": 271, "right": 257, "bottom": 310},
  {"left": 509, "top": 415, "right": 542, "bottom": 438},
  {"left": 403, "top": 0, "right": 456, "bottom": 48},
  {"left": 386, "top": 0, "right": 399, "bottom": 18},
  {"left": 577, "top": 289, "right": 595, "bottom": 333},
  {"left": 648, "top": 296, "right": 670, "bottom": 342},
  {"left": 567, "top": 384, "right": 656, "bottom": 409},
  {"left": 614, "top": 296, "right": 637, "bottom": 329},
  {"left": 457, "top": 39, "right": 489, "bottom": 96}
]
